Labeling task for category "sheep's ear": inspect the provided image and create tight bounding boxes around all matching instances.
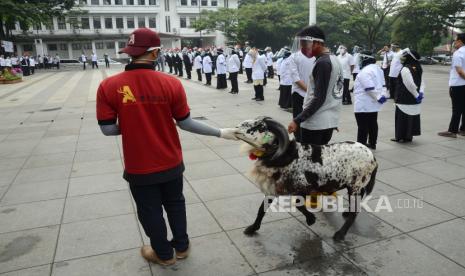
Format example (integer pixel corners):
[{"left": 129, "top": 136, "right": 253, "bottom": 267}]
[{"left": 263, "top": 118, "right": 290, "bottom": 161}]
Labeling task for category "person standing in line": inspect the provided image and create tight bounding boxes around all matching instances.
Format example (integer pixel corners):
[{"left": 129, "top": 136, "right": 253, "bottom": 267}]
[
  {"left": 276, "top": 54, "right": 284, "bottom": 91},
  {"left": 236, "top": 45, "right": 244, "bottom": 74},
  {"left": 202, "top": 51, "right": 213, "bottom": 86},
  {"left": 353, "top": 51, "right": 388, "bottom": 150},
  {"left": 378, "top": 44, "right": 393, "bottom": 91},
  {"left": 227, "top": 48, "right": 240, "bottom": 94},
  {"left": 55, "top": 54, "right": 60, "bottom": 70},
  {"left": 81, "top": 53, "right": 87, "bottom": 70},
  {"left": 11, "top": 55, "right": 18, "bottom": 69},
  {"left": 438, "top": 33, "right": 465, "bottom": 138},
  {"left": 29, "top": 56, "right": 36, "bottom": 74},
  {"left": 350, "top": 45, "right": 361, "bottom": 93},
  {"left": 182, "top": 48, "right": 192, "bottom": 79},
  {"left": 337, "top": 45, "right": 355, "bottom": 105},
  {"left": 388, "top": 43, "right": 402, "bottom": 99},
  {"left": 104, "top": 53, "right": 110, "bottom": 68},
  {"left": 216, "top": 48, "right": 227, "bottom": 89},
  {"left": 288, "top": 25, "right": 344, "bottom": 146},
  {"left": 265, "top": 47, "right": 274, "bottom": 78},
  {"left": 43, "top": 55, "right": 49, "bottom": 69},
  {"left": 243, "top": 50, "right": 253, "bottom": 83},
  {"left": 392, "top": 49, "right": 425, "bottom": 143},
  {"left": 251, "top": 48, "right": 267, "bottom": 101},
  {"left": 0, "top": 55, "right": 5, "bottom": 72},
  {"left": 91, "top": 52, "right": 98, "bottom": 69},
  {"left": 193, "top": 51, "right": 202, "bottom": 82},
  {"left": 278, "top": 50, "right": 293, "bottom": 109},
  {"left": 96, "top": 28, "right": 239, "bottom": 266},
  {"left": 166, "top": 50, "right": 173, "bottom": 74}
]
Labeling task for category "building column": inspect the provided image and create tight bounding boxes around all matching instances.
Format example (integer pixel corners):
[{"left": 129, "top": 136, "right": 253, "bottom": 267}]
[
  {"left": 92, "top": 41, "right": 96, "bottom": 53},
  {"left": 68, "top": 42, "right": 73, "bottom": 59},
  {"left": 115, "top": 41, "right": 120, "bottom": 58}
]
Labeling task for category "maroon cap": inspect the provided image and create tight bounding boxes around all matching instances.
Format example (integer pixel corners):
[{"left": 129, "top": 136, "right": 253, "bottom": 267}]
[{"left": 119, "top": 28, "right": 161, "bottom": 57}]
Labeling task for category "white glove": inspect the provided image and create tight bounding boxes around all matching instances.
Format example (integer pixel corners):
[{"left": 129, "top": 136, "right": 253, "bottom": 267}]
[{"left": 220, "top": 128, "right": 239, "bottom": 140}]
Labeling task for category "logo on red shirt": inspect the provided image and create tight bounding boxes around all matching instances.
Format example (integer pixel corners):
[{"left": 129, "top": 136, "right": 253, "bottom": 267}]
[{"left": 117, "top": 86, "right": 137, "bottom": 103}]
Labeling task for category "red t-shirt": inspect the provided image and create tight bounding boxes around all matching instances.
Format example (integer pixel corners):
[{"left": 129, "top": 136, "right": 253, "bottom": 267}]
[{"left": 96, "top": 65, "right": 190, "bottom": 174}]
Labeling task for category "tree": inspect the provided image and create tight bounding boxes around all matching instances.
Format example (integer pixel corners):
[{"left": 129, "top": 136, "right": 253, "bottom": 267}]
[{"left": 0, "top": 0, "right": 82, "bottom": 40}]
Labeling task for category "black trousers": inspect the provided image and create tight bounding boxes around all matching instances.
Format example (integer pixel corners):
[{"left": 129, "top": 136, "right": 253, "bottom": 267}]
[
  {"left": 178, "top": 65, "right": 183, "bottom": 77},
  {"left": 92, "top": 61, "right": 98, "bottom": 69},
  {"left": 383, "top": 67, "right": 390, "bottom": 90},
  {"left": 279, "top": 85, "right": 292, "bottom": 108},
  {"left": 263, "top": 72, "right": 267, "bottom": 86},
  {"left": 448, "top": 85, "right": 465, "bottom": 133},
  {"left": 174, "top": 65, "right": 178, "bottom": 75},
  {"left": 254, "top": 84, "right": 264, "bottom": 99},
  {"left": 353, "top": 73, "right": 358, "bottom": 81},
  {"left": 245, "top": 68, "right": 252, "bottom": 82},
  {"left": 239, "top": 61, "right": 243, "bottom": 74},
  {"left": 229, "top": 72, "right": 238, "bottom": 92},
  {"left": 267, "top": 66, "right": 274, "bottom": 78},
  {"left": 342, "top": 78, "right": 351, "bottom": 103},
  {"left": 355, "top": 112, "right": 378, "bottom": 147},
  {"left": 196, "top": 69, "right": 202, "bottom": 81},
  {"left": 217, "top": 73, "right": 227, "bottom": 89},
  {"left": 129, "top": 176, "right": 189, "bottom": 261},
  {"left": 186, "top": 68, "right": 191, "bottom": 79},
  {"left": 105, "top": 61, "right": 110, "bottom": 68},
  {"left": 389, "top": 77, "right": 398, "bottom": 99},
  {"left": 205, "top": 72, "right": 212, "bottom": 85},
  {"left": 169, "top": 64, "right": 173, "bottom": 73},
  {"left": 301, "top": 128, "right": 334, "bottom": 145},
  {"left": 292, "top": 93, "right": 304, "bottom": 142}
]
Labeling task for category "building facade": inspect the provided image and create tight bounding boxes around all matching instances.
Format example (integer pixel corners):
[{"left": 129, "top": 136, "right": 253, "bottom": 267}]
[{"left": 11, "top": 0, "right": 238, "bottom": 59}]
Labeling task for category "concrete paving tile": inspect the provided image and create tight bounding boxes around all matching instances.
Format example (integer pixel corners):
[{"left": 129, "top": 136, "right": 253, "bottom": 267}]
[
  {"left": 43, "top": 128, "right": 81, "bottom": 138},
  {"left": 3, "top": 131, "right": 45, "bottom": 142},
  {"left": 0, "top": 199, "right": 64, "bottom": 234},
  {"left": 367, "top": 181, "right": 403, "bottom": 199},
  {"left": 182, "top": 183, "right": 201, "bottom": 205},
  {"left": 52, "top": 248, "right": 151, "bottom": 276},
  {"left": 408, "top": 143, "right": 465, "bottom": 159},
  {"left": 182, "top": 148, "right": 220, "bottom": 164},
  {"left": 74, "top": 148, "right": 120, "bottom": 163},
  {"left": 210, "top": 144, "right": 247, "bottom": 158},
  {"left": 452, "top": 178, "right": 465, "bottom": 189},
  {"left": 376, "top": 148, "right": 433, "bottom": 166},
  {"left": 68, "top": 173, "right": 127, "bottom": 197},
  {"left": 0, "top": 140, "right": 38, "bottom": 158},
  {"left": 180, "top": 138, "right": 207, "bottom": 151},
  {"left": 205, "top": 193, "right": 291, "bottom": 231},
  {"left": 14, "top": 165, "right": 71, "bottom": 185},
  {"left": 1, "top": 179, "right": 67, "bottom": 206},
  {"left": 258, "top": 259, "right": 366, "bottom": 276},
  {"left": 0, "top": 265, "right": 51, "bottom": 276},
  {"left": 225, "top": 156, "right": 256, "bottom": 173},
  {"left": 184, "top": 159, "right": 237, "bottom": 181},
  {"left": 408, "top": 159, "right": 465, "bottom": 182},
  {"left": 344, "top": 234, "right": 465, "bottom": 275},
  {"left": 71, "top": 159, "right": 122, "bottom": 178},
  {"left": 369, "top": 193, "right": 455, "bottom": 232},
  {"left": 0, "top": 158, "right": 26, "bottom": 173},
  {"left": 0, "top": 226, "right": 59, "bottom": 273},
  {"left": 55, "top": 214, "right": 141, "bottom": 261},
  {"left": 23, "top": 152, "right": 75, "bottom": 169},
  {"left": 76, "top": 138, "right": 118, "bottom": 152},
  {"left": 189, "top": 174, "right": 259, "bottom": 202},
  {"left": 408, "top": 183, "right": 465, "bottom": 216},
  {"left": 373, "top": 156, "right": 400, "bottom": 171},
  {"left": 445, "top": 154, "right": 465, "bottom": 168},
  {"left": 0, "top": 169, "right": 19, "bottom": 186},
  {"left": 63, "top": 190, "right": 133, "bottom": 223},
  {"left": 150, "top": 232, "right": 254, "bottom": 276},
  {"left": 32, "top": 142, "right": 76, "bottom": 155},
  {"left": 377, "top": 167, "right": 443, "bottom": 192},
  {"left": 228, "top": 218, "right": 335, "bottom": 273},
  {"left": 438, "top": 139, "right": 465, "bottom": 151},
  {"left": 182, "top": 203, "right": 222, "bottom": 238}
]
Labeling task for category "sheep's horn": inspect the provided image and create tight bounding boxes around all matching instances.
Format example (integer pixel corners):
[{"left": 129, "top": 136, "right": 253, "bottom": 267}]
[{"left": 263, "top": 118, "right": 290, "bottom": 161}]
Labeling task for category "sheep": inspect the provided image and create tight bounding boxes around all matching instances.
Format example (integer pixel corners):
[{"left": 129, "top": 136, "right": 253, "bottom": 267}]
[{"left": 234, "top": 117, "right": 378, "bottom": 240}]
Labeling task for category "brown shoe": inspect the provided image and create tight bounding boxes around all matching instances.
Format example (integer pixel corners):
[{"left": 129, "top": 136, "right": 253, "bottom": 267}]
[
  {"left": 176, "top": 245, "right": 190, "bottom": 259},
  {"left": 140, "top": 245, "right": 176, "bottom": 266},
  {"left": 437, "top": 131, "right": 457, "bottom": 138}
]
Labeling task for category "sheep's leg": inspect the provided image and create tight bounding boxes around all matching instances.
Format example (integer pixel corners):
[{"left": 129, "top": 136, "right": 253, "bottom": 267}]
[
  {"left": 334, "top": 192, "right": 359, "bottom": 241},
  {"left": 295, "top": 197, "right": 316, "bottom": 226},
  {"left": 244, "top": 198, "right": 273, "bottom": 236}
]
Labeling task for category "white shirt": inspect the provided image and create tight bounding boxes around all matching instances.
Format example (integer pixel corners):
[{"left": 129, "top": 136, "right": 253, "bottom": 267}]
[
  {"left": 396, "top": 67, "right": 425, "bottom": 115},
  {"left": 11, "top": 57, "right": 17, "bottom": 65},
  {"left": 337, "top": 53, "right": 355, "bottom": 79},
  {"left": 193, "top": 55, "right": 202, "bottom": 70},
  {"left": 354, "top": 64, "right": 386, "bottom": 113},
  {"left": 279, "top": 57, "right": 293, "bottom": 86},
  {"left": 243, "top": 53, "right": 253, "bottom": 68},
  {"left": 202, "top": 55, "right": 212, "bottom": 73},
  {"left": 276, "top": 57, "right": 284, "bottom": 76},
  {"left": 389, "top": 51, "right": 403, "bottom": 78},
  {"left": 92, "top": 54, "right": 98, "bottom": 62},
  {"left": 81, "top": 55, "right": 87, "bottom": 62},
  {"left": 381, "top": 50, "right": 393, "bottom": 69},
  {"left": 0, "top": 57, "right": 4, "bottom": 66},
  {"left": 5, "top": 58, "right": 11, "bottom": 67},
  {"left": 266, "top": 52, "right": 273, "bottom": 66},
  {"left": 353, "top": 53, "right": 360, "bottom": 74},
  {"left": 216, "top": 54, "right": 227, "bottom": 74},
  {"left": 289, "top": 52, "right": 315, "bottom": 97},
  {"left": 252, "top": 54, "right": 267, "bottom": 80},
  {"left": 29, "top": 58, "right": 35, "bottom": 66},
  {"left": 449, "top": 46, "right": 465, "bottom": 87},
  {"left": 227, "top": 54, "right": 240, "bottom": 73}
]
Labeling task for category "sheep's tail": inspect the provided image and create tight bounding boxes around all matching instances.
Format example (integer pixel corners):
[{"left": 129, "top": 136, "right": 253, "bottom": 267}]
[{"left": 365, "top": 163, "right": 378, "bottom": 196}]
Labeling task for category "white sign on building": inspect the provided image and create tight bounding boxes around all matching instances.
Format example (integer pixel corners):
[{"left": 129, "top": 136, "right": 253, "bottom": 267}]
[{"left": 1, "top": 40, "right": 14, "bottom": 53}]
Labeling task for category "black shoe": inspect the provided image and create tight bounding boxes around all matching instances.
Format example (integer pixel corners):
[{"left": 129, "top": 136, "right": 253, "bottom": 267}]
[
  {"left": 390, "top": 138, "right": 401, "bottom": 142},
  {"left": 256, "top": 98, "right": 264, "bottom": 101},
  {"left": 251, "top": 97, "right": 257, "bottom": 100},
  {"left": 368, "top": 144, "right": 376, "bottom": 150}
]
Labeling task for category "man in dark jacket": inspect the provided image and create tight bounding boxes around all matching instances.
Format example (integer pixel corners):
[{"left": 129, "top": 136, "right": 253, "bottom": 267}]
[{"left": 182, "top": 49, "right": 192, "bottom": 79}]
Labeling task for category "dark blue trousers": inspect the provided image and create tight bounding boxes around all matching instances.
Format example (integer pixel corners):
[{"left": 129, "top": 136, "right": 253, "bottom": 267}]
[{"left": 129, "top": 176, "right": 189, "bottom": 260}]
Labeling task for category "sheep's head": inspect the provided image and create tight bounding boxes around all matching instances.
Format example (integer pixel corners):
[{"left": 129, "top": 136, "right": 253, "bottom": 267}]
[{"left": 235, "top": 117, "right": 290, "bottom": 161}]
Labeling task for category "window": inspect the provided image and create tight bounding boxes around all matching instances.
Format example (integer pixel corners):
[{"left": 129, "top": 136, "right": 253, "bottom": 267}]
[
  {"left": 164, "top": 0, "right": 169, "bottom": 11},
  {"left": 115, "top": 0, "right": 122, "bottom": 4},
  {"left": 211, "top": 0, "right": 217, "bottom": 6},
  {"left": 93, "top": 17, "right": 101, "bottom": 29},
  {"left": 81, "top": 17, "right": 90, "bottom": 29},
  {"left": 95, "top": 42, "right": 104, "bottom": 49},
  {"left": 127, "top": 0, "right": 134, "bottom": 4},
  {"left": 33, "top": 24, "right": 41, "bottom": 30},
  {"left": 191, "top": 0, "right": 198, "bottom": 5},
  {"left": 201, "top": 0, "right": 207, "bottom": 6},
  {"left": 189, "top": 17, "right": 197, "bottom": 27},
  {"left": 118, "top": 41, "right": 126, "bottom": 48},
  {"left": 83, "top": 43, "right": 92, "bottom": 49},
  {"left": 127, "top": 17, "right": 135, "bottom": 28},
  {"left": 69, "top": 17, "right": 78, "bottom": 29},
  {"left": 44, "top": 20, "right": 54, "bottom": 30},
  {"left": 72, "top": 43, "right": 82, "bottom": 50},
  {"left": 149, "top": 17, "right": 156, "bottom": 28},
  {"left": 58, "top": 18, "right": 66, "bottom": 30},
  {"left": 165, "top": 16, "right": 171, "bottom": 32},
  {"left": 116, "top": 17, "right": 124, "bottom": 29},
  {"left": 180, "top": 17, "right": 186, "bottom": 28},
  {"left": 103, "top": 0, "right": 111, "bottom": 5},
  {"left": 138, "top": 17, "right": 145, "bottom": 28},
  {"left": 149, "top": 0, "right": 156, "bottom": 5},
  {"left": 91, "top": 0, "right": 99, "bottom": 4},
  {"left": 48, "top": 44, "right": 58, "bottom": 51},
  {"left": 104, "top": 17, "right": 113, "bottom": 29},
  {"left": 138, "top": 0, "right": 145, "bottom": 5},
  {"left": 79, "top": 0, "right": 87, "bottom": 5},
  {"left": 180, "top": 0, "right": 187, "bottom": 5},
  {"left": 23, "top": 44, "right": 33, "bottom": 52},
  {"left": 60, "top": 44, "right": 68, "bottom": 51}
]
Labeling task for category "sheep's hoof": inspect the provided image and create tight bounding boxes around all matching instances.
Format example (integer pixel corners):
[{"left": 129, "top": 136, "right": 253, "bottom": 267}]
[
  {"left": 305, "top": 215, "right": 316, "bottom": 226},
  {"left": 244, "top": 225, "right": 259, "bottom": 236},
  {"left": 333, "top": 231, "right": 346, "bottom": 241}
]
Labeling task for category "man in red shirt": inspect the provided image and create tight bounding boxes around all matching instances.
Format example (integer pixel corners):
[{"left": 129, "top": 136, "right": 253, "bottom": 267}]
[{"left": 96, "top": 28, "right": 238, "bottom": 266}]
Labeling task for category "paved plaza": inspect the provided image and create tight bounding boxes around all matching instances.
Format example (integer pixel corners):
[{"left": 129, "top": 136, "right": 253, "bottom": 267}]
[{"left": 0, "top": 65, "right": 465, "bottom": 276}]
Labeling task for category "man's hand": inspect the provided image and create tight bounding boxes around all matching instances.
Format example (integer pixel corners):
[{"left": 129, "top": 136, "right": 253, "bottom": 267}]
[
  {"left": 377, "top": 95, "right": 387, "bottom": 104},
  {"left": 415, "top": 92, "right": 424, "bottom": 104},
  {"left": 220, "top": 128, "right": 240, "bottom": 140},
  {"left": 288, "top": 121, "right": 298, "bottom": 134}
]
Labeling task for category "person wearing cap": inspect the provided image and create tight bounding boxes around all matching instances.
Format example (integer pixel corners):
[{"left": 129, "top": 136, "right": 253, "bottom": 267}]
[
  {"left": 216, "top": 48, "right": 227, "bottom": 89},
  {"left": 202, "top": 50, "right": 213, "bottom": 85},
  {"left": 96, "top": 28, "right": 239, "bottom": 266},
  {"left": 438, "top": 33, "right": 465, "bottom": 138},
  {"left": 288, "top": 25, "right": 343, "bottom": 146},
  {"left": 337, "top": 45, "right": 355, "bottom": 105},
  {"left": 388, "top": 43, "right": 402, "bottom": 99},
  {"left": 265, "top": 47, "right": 274, "bottom": 78},
  {"left": 391, "top": 49, "right": 425, "bottom": 143},
  {"left": 182, "top": 48, "right": 192, "bottom": 79}
]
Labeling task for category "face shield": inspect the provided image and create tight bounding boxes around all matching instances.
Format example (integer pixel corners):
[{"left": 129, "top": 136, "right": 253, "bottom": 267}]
[
  {"left": 291, "top": 36, "right": 324, "bottom": 58},
  {"left": 358, "top": 53, "right": 376, "bottom": 69},
  {"left": 400, "top": 48, "right": 418, "bottom": 63}
]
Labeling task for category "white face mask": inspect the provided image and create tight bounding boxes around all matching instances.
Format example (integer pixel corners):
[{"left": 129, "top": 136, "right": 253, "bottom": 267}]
[{"left": 340, "top": 49, "right": 347, "bottom": 55}]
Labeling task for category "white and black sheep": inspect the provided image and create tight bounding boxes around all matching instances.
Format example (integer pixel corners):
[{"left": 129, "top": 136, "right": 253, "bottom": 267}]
[{"left": 234, "top": 117, "right": 378, "bottom": 240}]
